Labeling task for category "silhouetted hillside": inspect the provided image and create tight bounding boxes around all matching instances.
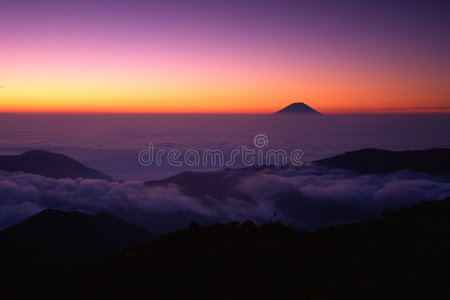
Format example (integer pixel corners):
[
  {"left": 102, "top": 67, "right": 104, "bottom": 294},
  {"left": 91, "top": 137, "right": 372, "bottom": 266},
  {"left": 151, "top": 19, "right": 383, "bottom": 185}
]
[
  {"left": 82, "top": 198, "right": 449, "bottom": 299},
  {"left": 275, "top": 102, "right": 321, "bottom": 114},
  {"left": 0, "top": 209, "right": 154, "bottom": 271},
  {"left": 1, "top": 197, "right": 445, "bottom": 299},
  {"left": 0, "top": 150, "right": 111, "bottom": 179},
  {"left": 318, "top": 148, "right": 450, "bottom": 175}
]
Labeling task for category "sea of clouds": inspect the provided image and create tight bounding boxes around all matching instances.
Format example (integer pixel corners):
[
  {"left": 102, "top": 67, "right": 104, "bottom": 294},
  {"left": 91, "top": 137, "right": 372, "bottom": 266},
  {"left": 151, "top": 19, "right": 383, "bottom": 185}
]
[
  {"left": 2, "top": 113, "right": 450, "bottom": 181},
  {"left": 1, "top": 114, "right": 450, "bottom": 235},
  {"left": 1, "top": 166, "right": 449, "bottom": 235}
]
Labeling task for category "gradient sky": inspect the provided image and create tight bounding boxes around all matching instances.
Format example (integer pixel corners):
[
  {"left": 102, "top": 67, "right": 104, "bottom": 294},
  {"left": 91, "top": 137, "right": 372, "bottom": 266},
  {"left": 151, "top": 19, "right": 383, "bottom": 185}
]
[{"left": 1, "top": 0, "right": 449, "bottom": 113}]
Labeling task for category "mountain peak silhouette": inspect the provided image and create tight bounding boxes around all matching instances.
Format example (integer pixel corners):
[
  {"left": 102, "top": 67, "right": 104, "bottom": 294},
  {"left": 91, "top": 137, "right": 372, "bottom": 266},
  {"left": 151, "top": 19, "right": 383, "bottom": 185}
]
[
  {"left": 0, "top": 208, "right": 154, "bottom": 270},
  {"left": 275, "top": 102, "right": 321, "bottom": 114},
  {"left": 0, "top": 150, "right": 111, "bottom": 180},
  {"left": 318, "top": 148, "right": 450, "bottom": 175}
]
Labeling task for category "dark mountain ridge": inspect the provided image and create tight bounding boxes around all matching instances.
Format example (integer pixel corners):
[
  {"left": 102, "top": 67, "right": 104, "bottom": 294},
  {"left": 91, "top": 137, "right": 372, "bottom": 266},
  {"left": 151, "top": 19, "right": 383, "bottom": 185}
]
[
  {"left": 318, "top": 148, "right": 450, "bottom": 175},
  {"left": 145, "top": 169, "right": 253, "bottom": 200},
  {"left": 0, "top": 150, "right": 111, "bottom": 180},
  {"left": 145, "top": 148, "right": 450, "bottom": 199},
  {"left": 9, "top": 197, "right": 446, "bottom": 299},
  {"left": 0, "top": 209, "right": 154, "bottom": 271}
]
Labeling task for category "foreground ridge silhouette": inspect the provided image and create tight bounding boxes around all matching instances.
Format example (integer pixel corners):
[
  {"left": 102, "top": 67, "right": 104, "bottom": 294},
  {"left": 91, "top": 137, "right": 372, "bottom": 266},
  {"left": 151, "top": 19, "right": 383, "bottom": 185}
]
[
  {"left": 1, "top": 197, "right": 449, "bottom": 299},
  {"left": 0, "top": 209, "right": 154, "bottom": 271}
]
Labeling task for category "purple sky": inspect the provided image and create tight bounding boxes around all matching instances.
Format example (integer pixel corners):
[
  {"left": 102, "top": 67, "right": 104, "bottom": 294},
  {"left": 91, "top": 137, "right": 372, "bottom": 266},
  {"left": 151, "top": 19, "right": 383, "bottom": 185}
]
[{"left": 1, "top": 0, "right": 449, "bottom": 113}]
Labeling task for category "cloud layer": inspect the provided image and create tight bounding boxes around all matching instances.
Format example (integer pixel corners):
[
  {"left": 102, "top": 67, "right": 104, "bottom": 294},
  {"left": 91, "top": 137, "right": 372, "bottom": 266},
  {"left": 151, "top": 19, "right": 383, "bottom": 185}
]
[{"left": 1, "top": 167, "right": 449, "bottom": 235}]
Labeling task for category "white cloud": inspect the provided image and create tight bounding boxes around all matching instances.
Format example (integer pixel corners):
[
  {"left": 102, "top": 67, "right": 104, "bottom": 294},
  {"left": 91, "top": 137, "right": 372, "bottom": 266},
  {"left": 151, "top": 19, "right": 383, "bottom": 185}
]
[{"left": 1, "top": 167, "right": 449, "bottom": 235}]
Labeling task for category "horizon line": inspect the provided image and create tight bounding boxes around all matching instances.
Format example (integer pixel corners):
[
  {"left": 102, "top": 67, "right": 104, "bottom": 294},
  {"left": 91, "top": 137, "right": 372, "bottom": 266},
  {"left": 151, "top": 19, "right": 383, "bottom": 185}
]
[{"left": 1, "top": 111, "right": 450, "bottom": 115}]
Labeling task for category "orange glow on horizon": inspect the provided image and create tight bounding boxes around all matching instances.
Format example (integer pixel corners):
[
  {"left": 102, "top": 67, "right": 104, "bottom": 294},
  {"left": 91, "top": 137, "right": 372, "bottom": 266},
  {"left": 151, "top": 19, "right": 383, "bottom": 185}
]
[
  {"left": 1, "top": 1, "right": 449, "bottom": 114},
  {"left": 2, "top": 32, "right": 449, "bottom": 114},
  {"left": 2, "top": 67, "right": 449, "bottom": 114}
]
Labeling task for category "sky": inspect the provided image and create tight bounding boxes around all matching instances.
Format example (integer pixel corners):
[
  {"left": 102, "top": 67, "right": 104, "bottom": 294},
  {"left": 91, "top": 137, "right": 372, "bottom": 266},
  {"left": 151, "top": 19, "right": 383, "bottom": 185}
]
[{"left": 0, "top": 0, "right": 449, "bottom": 113}]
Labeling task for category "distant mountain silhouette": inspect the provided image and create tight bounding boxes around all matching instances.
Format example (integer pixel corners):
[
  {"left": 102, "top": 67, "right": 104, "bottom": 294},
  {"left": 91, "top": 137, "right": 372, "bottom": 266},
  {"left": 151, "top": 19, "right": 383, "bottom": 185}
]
[
  {"left": 275, "top": 102, "right": 321, "bottom": 114},
  {"left": 0, "top": 209, "right": 154, "bottom": 271},
  {"left": 145, "top": 170, "right": 252, "bottom": 200},
  {"left": 145, "top": 149, "right": 450, "bottom": 201},
  {"left": 318, "top": 148, "right": 450, "bottom": 175},
  {"left": 0, "top": 150, "right": 111, "bottom": 180}
]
